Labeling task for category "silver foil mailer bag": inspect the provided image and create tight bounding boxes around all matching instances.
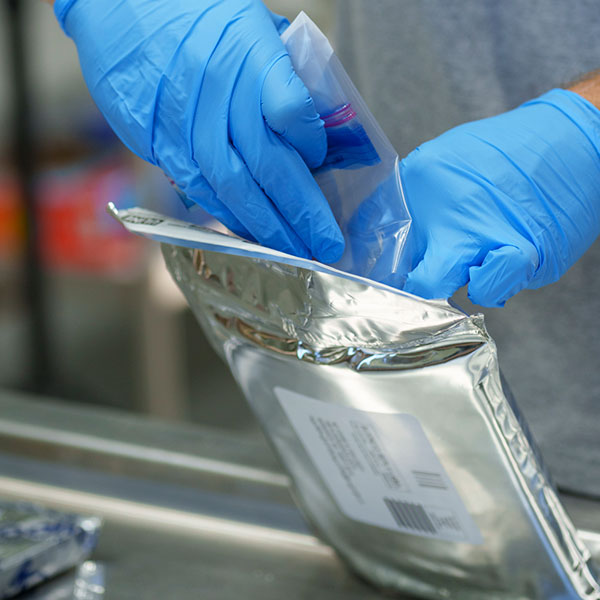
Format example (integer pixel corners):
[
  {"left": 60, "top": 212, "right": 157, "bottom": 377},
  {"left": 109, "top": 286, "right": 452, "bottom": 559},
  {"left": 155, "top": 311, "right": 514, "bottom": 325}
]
[
  {"left": 160, "top": 240, "right": 600, "bottom": 600},
  {"left": 109, "top": 206, "right": 599, "bottom": 598}
]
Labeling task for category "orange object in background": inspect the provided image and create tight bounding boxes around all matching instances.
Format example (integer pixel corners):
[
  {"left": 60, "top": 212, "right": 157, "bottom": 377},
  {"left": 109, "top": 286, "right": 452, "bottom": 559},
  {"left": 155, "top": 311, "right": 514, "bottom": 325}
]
[
  {"left": 0, "top": 156, "right": 147, "bottom": 278},
  {"left": 0, "top": 173, "right": 24, "bottom": 265},
  {"left": 37, "top": 158, "right": 146, "bottom": 277}
]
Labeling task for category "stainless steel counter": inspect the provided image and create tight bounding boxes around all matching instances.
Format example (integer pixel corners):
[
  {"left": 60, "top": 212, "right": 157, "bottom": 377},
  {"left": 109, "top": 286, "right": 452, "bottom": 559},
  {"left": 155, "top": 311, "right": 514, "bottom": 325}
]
[
  {"left": 19, "top": 506, "right": 376, "bottom": 600},
  {"left": 0, "top": 390, "right": 598, "bottom": 599}
]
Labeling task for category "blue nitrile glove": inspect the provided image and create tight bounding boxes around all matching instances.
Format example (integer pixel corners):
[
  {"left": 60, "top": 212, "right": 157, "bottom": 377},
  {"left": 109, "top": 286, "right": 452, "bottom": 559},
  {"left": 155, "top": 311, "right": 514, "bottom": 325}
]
[
  {"left": 400, "top": 89, "right": 600, "bottom": 307},
  {"left": 53, "top": 0, "right": 345, "bottom": 263}
]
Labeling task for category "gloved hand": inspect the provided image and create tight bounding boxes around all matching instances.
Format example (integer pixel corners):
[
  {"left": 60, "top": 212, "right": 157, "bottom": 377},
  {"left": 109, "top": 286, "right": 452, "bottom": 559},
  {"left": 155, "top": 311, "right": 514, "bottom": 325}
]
[
  {"left": 400, "top": 89, "right": 600, "bottom": 307},
  {"left": 53, "top": 0, "right": 345, "bottom": 263}
]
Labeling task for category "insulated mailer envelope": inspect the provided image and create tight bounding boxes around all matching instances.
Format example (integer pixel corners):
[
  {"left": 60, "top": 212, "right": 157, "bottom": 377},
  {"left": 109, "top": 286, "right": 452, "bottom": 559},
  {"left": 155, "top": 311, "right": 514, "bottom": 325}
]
[{"left": 113, "top": 205, "right": 600, "bottom": 600}]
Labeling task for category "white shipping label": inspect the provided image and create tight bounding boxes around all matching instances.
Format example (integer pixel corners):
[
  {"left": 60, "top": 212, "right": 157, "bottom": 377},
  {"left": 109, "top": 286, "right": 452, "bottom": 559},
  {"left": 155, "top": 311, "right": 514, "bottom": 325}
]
[{"left": 275, "top": 388, "right": 482, "bottom": 544}]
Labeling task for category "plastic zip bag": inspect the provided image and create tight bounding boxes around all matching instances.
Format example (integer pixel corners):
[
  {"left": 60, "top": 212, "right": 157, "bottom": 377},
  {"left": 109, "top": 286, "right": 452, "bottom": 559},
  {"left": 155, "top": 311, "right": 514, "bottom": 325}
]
[{"left": 281, "top": 13, "right": 412, "bottom": 288}]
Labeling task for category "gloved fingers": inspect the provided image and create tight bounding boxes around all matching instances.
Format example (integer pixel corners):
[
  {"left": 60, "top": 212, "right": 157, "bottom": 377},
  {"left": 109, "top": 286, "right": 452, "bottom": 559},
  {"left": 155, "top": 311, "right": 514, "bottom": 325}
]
[
  {"left": 202, "top": 144, "right": 312, "bottom": 259},
  {"left": 182, "top": 172, "right": 256, "bottom": 241},
  {"left": 268, "top": 10, "right": 290, "bottom": 35},
  {"left": 230, "top": 99, "right": 344, "bottom": 264},
  {"left": 185, "top": 34, "right": 313, "bottom": 259},
  {"left": 403, "top": 241, "right": 471, "bottom": 300},
  {"left": 261, "top": 56, "right": 327, "bottom": 169},
  {"left": 467, "top": 243, "right": 539, "bottom": 307}
]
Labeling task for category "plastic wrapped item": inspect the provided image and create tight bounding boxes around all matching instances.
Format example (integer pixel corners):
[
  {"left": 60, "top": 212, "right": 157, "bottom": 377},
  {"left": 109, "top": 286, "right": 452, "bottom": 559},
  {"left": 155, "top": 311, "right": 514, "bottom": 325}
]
[
  {"left": 112, "top": 204, "right": 600, "bottom": 600},
  {"left": 0, "top": 501, "right": 101, "bottom": 599}
]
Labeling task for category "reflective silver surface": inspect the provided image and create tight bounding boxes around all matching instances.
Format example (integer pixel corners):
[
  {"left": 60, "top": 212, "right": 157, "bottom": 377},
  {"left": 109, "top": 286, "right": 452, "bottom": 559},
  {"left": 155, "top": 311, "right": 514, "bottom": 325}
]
[{"left": 163, "top": 243, "right": 600, "bottom": 600}]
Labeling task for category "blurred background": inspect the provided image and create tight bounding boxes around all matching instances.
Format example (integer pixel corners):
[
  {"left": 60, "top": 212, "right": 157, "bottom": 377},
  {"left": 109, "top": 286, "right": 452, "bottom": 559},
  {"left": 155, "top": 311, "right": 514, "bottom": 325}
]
[{"left": 0, "top": 0, "right": 333, "bottom": 439}]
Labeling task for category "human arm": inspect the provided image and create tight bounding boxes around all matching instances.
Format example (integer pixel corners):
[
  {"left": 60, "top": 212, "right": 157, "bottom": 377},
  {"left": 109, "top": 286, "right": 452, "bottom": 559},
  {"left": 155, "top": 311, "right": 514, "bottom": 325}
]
[
  {"left": 47, "top": 0, "right": 344, "bottom": 263},
  {"left": 399, "top": 71, "right": 600, "bottom": 307},
  {"left": 569, "top": 70, "right": 600, "bottom": 110}
]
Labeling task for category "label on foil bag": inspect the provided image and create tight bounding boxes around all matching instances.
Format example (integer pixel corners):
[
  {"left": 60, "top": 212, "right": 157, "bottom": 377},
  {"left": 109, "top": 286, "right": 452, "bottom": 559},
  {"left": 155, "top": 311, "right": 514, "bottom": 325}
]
[{"left": 275, "top": 388, "right": 483, "bottom": 544}]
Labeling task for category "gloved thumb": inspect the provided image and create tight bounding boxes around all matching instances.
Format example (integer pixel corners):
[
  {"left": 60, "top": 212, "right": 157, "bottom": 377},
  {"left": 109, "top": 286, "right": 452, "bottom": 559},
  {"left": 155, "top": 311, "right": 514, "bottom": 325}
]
[
  {"left": 269, "top": 10, "right": 290, "bottom": 35},
  {"left": 467, "top": 243, "right": 539, "bottom": 307},
  {"left": 403, "top": 243, "right": 470, "bottom": 300},
  {"left": 261, "top": 56, "right": 327, "bottom": 169}
]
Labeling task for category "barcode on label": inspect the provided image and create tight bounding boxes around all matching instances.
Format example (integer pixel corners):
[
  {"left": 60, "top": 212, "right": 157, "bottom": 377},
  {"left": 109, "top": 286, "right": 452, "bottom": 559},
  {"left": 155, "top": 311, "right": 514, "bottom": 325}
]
[
  {"left": 412, "top": 470, "right": 447, "bottom": 490},
  {"left": 383, "top": 498, "right": 437, "bottom": 534}
]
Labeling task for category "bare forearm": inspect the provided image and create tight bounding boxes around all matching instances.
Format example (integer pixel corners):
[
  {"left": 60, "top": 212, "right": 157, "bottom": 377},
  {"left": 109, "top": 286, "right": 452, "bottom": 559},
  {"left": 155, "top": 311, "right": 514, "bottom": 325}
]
[{"left": 568, "top": 70, "right": 600, "bottom": 110}]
